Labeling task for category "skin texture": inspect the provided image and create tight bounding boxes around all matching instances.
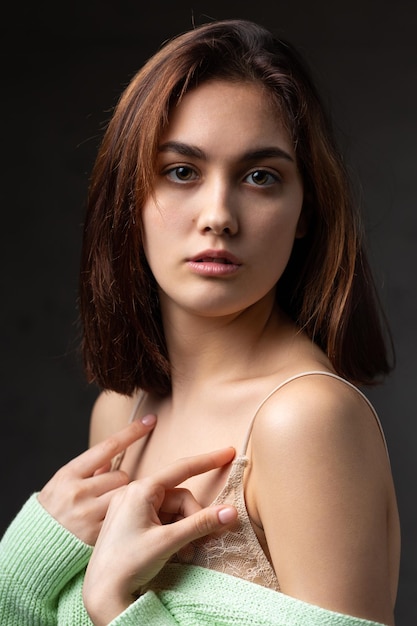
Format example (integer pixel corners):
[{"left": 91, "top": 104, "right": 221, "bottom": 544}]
[{"left": 40, "top": 80, "right": 400, "bottom": 625}]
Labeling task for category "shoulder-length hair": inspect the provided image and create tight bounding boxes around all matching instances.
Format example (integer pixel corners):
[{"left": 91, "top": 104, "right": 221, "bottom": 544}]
[{"left": 79, "top": 18, "right": 394, "bottom": 396}]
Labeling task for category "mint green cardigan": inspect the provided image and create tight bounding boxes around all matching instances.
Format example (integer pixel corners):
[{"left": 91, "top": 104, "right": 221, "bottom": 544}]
[{"left": 0, "top": 494, "right": 387, "bottom": 626}]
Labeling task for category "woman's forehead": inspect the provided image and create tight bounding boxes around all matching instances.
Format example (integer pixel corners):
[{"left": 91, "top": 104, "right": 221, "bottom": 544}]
[{"left": 160, "top": 79, "right": 295, "bottom": 159}]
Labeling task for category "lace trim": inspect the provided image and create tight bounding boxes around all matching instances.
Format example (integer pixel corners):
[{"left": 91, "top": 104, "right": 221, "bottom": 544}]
[{"left": 171, "top": 456, "right": 280, "bottom": 591}]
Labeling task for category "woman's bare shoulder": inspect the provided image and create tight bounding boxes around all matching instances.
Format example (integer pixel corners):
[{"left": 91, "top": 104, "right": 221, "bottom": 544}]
[
  {"left": 89, "top": 389, "right": 141, "bottom": 446},
  {"left": 246, "top": 372, "right": 397, "bottom": 623},
  {"left": 250, "top": 371, "right": 386, "bottom": 465}
]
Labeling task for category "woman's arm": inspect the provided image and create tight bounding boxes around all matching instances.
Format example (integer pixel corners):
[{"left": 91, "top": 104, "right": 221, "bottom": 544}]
[
  {"left": 0, "top": 418, "right": 157, "bottom": 625},
  {"left": 0, "top": 494, "right": 93, "bottom": 626},
  {"left": 248, "top": 375, "right": 398, "bottom": 625}
]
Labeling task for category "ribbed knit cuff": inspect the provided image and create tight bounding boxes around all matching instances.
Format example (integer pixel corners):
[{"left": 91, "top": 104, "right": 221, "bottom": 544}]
[{"left": 108, "top": 590, "right": 178, "bottom": 625}]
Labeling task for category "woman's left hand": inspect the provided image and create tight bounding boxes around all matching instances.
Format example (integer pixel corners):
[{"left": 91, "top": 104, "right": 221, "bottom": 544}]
[{"left": 82, "top": 446, "right": 237, "bottom": 626}]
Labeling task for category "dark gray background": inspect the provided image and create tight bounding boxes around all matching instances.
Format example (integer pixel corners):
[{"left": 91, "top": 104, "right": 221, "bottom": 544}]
[{"left": 1, "top": 1, "right": 415, "bottom": 624}]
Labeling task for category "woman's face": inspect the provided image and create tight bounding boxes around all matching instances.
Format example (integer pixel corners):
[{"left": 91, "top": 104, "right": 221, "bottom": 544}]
[{"left": 142, "top": 79, "right": 305, "bottom": 319}]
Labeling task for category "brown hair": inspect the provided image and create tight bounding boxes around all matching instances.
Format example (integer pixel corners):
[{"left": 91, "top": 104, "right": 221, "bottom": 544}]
[{"left": 79, "top": 18, "right": 394, "bottom": 396}]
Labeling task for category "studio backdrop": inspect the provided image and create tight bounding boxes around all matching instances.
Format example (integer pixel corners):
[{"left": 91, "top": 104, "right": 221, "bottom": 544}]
[{"left": 1, "top": 2, "right": 416, "bottom": 624}]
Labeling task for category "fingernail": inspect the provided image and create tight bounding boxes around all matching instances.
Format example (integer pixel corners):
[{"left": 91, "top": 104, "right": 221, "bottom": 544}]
[
  {"left": 218, "top": 507, "right": 236, "bottom": 524},
  {"left": 141, "top": 413, "right": 157, "bottom": 426}
]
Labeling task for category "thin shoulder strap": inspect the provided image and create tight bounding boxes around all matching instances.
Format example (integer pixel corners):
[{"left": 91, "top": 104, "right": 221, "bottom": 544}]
[
  {"left": 240, "top": 370, "right": 389, "bottom": 458},
  {"left": 111, "top": 389, "right": 147, "bottom": 471},
  {"left": 128, "top": 389, "right": 147, "bottom": 423}
]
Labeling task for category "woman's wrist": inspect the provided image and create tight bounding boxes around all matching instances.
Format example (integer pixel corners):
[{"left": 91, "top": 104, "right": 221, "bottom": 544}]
[{"left": 83, "top": 587, "right": 134, "bottom": 626}]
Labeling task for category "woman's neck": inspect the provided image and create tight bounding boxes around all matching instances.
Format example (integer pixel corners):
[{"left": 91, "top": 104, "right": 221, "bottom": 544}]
[{"left": 161, "top": 296, "right": 295, "bottom": 395}]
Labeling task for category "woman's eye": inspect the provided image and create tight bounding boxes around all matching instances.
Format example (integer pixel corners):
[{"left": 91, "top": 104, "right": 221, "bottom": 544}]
[
  {"left": 165, "top": 166, "right": 197, "bottom": 183},
  {"left": 245, "top": 170, "right": 278, "bottom": 186}
]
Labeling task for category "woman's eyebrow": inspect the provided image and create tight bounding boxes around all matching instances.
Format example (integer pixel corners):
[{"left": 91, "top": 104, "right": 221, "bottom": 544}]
[
  {"left": 242, "top": 147, "right": 294, "bottom": 163},
  {"left": 158, "top": 141, "right": 294, "bottom": 163},
  {"left": 158, "top": 141, "right": 205, "bottom": 159}
]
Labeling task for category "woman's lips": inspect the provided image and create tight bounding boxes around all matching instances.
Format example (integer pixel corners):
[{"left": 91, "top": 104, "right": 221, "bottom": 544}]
[{"left": 187, "top": 250, "right": 241, "bottom": 276}]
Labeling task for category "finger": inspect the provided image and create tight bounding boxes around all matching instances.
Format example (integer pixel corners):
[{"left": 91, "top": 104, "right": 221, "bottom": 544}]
[
  {"left": 151, "top": 447, "right": 236, "bottom": 490},
  {"left": 67, "top": 416, "right": 157, "bottom": 478},
  {"left": 95, "top": 484, "right": 129, "bottom": 518},
  {"left": 93, "top": 462, "right": 112, "bottom": 476},
  {"left": 158, "top": 488, "right": 202, "bottom": 523},
  {"left": 161, "top": 505, "right": 238, "bottom": 552},
  {"left": 86, "top": 469, "right": 130, "bottom": 496}
]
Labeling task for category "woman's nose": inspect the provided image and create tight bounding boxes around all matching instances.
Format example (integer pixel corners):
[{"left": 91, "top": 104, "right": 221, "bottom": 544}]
[{"left": 196, "top": 183, "right": 238, "bottom": 236}]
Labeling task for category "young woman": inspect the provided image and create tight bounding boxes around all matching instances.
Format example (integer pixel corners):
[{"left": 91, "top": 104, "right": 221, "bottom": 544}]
[{"left": 0, "top": 19, "right": 400, "bottom": 626}]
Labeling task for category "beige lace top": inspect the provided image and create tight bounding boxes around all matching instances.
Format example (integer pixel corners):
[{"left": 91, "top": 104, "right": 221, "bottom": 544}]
[
  {"left": 118, "top": 371, "right": 387, "bottom": 592},
  {"left": 171, "top": 452, "right": 280, "bottom": 589}
]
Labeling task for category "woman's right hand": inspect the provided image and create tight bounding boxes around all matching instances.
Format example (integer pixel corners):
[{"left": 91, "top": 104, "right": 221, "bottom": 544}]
[
  {"left": 83, "top": 447, "right": 238, "bottom": 626},
  {"left": 37, "top": 415, "right": 157, "bottom": 545}
]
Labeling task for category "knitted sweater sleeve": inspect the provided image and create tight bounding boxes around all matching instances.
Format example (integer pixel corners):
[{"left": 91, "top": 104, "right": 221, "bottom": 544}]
[
  {"left": 0, "top": 495, "right": 173, "bottom": 626},
  {"left": 0, "top": 497, "right": 390, "bottom": 626},
  {"left": 108, "top": 563, "right": 391, "bottom": 626},
  {"left": 0, "top": 493, "right": 93, "bottom": 626}
]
